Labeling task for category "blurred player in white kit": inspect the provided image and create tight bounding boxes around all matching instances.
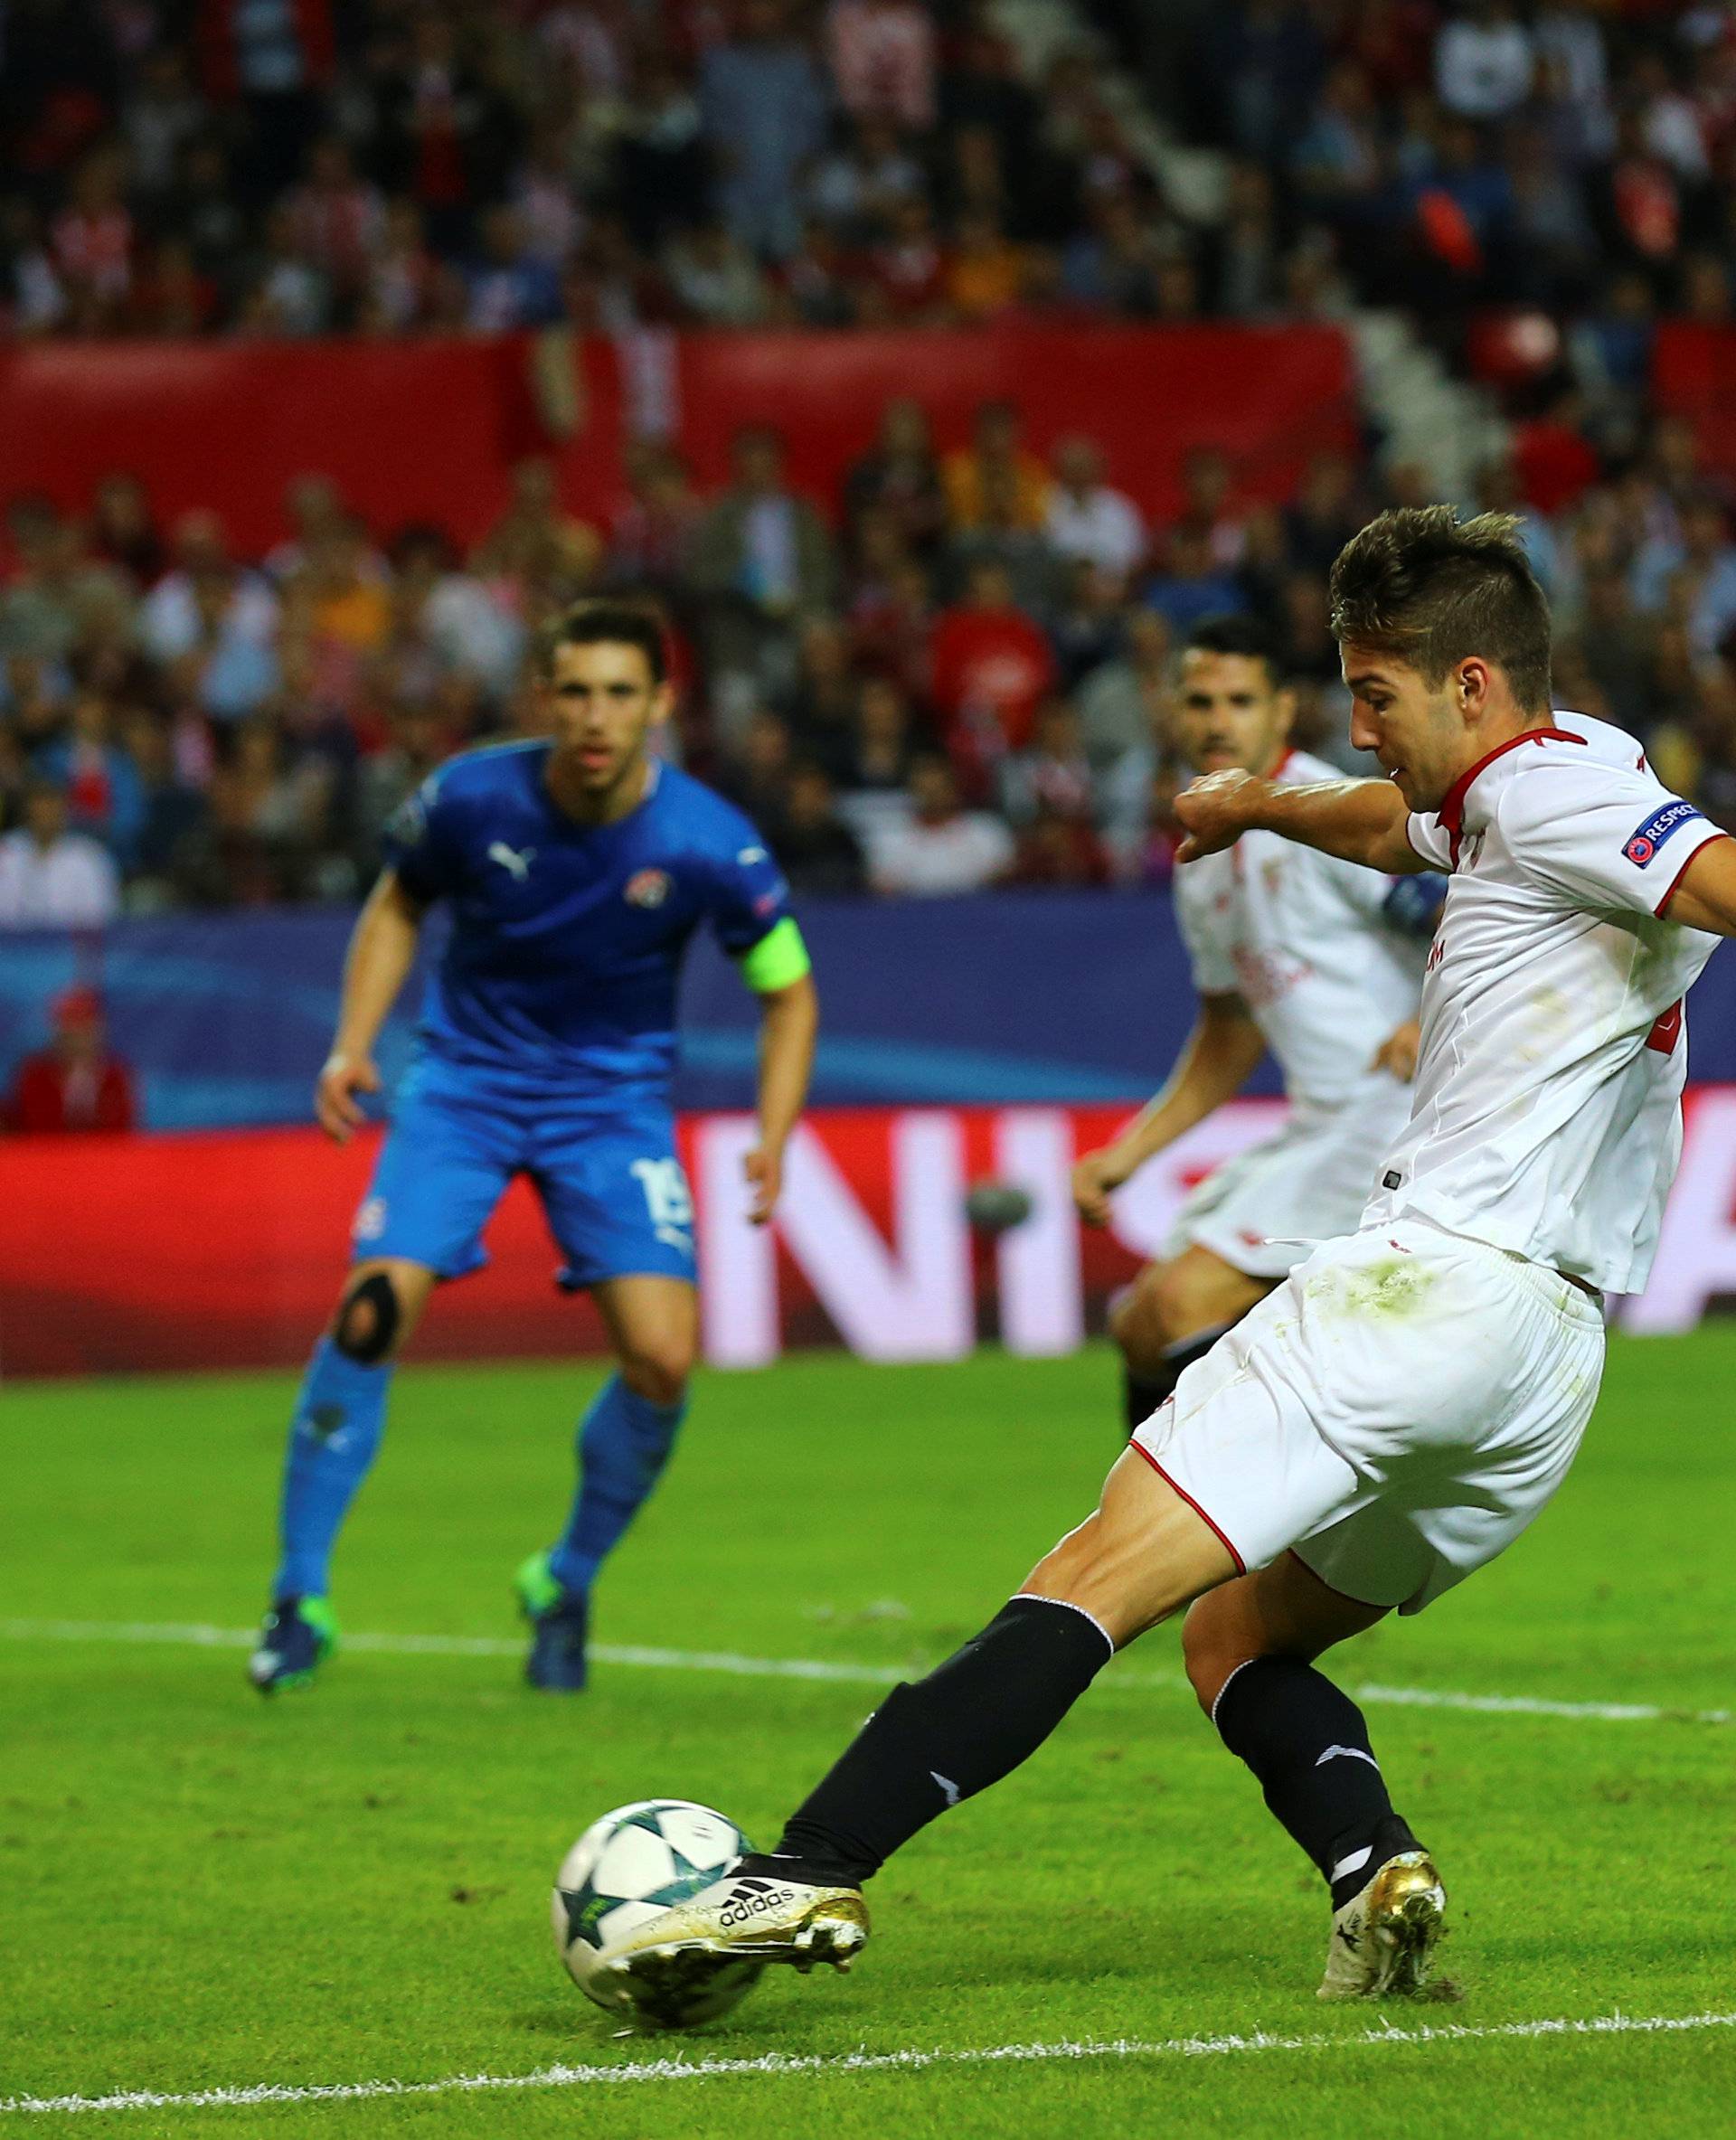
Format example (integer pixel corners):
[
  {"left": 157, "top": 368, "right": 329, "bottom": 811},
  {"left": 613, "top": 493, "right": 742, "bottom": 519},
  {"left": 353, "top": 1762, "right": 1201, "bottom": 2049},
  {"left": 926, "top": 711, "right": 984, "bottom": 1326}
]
[{"left": 1073, "top": 615, "right": 1445, "bottom": 1434}]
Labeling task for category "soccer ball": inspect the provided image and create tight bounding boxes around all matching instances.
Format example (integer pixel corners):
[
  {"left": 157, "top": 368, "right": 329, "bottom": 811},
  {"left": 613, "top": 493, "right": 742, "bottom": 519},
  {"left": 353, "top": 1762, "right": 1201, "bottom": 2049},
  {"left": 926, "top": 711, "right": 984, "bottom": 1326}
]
[{"left": 551, "top": 1798, "right": 762, "bottom": 2028}]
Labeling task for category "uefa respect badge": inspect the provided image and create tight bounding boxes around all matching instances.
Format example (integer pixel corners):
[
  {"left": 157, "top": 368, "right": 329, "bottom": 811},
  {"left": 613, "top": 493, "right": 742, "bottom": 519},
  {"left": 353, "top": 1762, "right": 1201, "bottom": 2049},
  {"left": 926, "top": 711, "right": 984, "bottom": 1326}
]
[{"left": 1623, "top": 799, "right": 1703, "bottom": 869}]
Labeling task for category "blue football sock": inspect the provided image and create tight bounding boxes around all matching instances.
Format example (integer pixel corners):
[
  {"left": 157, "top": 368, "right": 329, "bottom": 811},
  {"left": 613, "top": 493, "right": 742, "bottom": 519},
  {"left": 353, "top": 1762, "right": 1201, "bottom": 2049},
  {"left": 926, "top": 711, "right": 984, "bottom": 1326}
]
[
  {"left": 548, "top": 1376, "right": 687, "bottom": 1596},
  {"left": 272, "top": 1337, "right": 392, "bottom": 1600}
]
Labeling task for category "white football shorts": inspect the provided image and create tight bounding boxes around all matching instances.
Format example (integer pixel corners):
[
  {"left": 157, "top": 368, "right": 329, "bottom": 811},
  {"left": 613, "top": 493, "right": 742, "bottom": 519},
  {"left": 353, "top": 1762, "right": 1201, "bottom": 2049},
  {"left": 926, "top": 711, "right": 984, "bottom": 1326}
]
[
  {"left": 1165, "top": 1070, "right": 1416, "bottom": 1281},
  {"left": 1130, "top": 1216, "right": 1606, "bottom": 1614}
]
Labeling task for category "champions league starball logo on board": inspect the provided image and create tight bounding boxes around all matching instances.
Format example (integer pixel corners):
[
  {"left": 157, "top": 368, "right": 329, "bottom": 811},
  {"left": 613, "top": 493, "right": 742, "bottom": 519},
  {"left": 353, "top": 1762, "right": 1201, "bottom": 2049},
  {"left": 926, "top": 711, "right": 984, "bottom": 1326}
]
[{"left": 625, "top": 869, "right": 673, "bottom": 909}]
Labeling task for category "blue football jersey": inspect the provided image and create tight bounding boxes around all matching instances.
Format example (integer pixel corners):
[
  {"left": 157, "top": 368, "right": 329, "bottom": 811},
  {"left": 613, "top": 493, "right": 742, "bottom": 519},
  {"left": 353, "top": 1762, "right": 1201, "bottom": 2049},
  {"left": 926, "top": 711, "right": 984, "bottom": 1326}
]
[{"left": 382, "top": 742, "right": 792, "bottom": 1102}]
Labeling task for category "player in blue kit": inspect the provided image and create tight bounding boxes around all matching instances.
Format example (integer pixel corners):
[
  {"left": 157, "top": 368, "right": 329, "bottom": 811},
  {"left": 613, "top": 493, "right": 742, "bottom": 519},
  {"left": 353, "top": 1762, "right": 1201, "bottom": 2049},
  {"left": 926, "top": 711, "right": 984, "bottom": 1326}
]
[{"left": 248, "top": 601, "right": 818, "bottom": 1695}]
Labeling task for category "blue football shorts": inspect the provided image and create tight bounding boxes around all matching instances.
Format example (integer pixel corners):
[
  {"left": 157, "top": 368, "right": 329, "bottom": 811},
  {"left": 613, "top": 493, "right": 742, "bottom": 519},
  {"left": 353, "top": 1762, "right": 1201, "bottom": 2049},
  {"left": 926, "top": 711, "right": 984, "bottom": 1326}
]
[{"left": 349, "top": 1058, "right": 696, "bottom": 1289}]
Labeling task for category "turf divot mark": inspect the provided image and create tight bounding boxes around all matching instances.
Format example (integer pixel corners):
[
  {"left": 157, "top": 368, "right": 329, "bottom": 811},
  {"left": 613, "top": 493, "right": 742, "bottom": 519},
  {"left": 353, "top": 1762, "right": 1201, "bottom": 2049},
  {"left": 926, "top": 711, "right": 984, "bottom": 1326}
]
[
  {"left": 1, "top": 1617, "right": 1730, "bottom": 1727},
  {"left": 4, "top": 2010, "right": 1733, "bottom": 2116}
]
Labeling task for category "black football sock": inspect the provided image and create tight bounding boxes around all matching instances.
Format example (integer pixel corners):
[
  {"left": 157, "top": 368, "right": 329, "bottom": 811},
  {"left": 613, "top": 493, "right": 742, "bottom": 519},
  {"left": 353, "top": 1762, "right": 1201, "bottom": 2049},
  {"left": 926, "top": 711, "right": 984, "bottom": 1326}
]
[
  {"left": 1122, "top": 1324, "right": 1230, "bottom": 1438},
  {"left": 742, "top": 1596, "right": 1116, "bottom": 1887},
  {"left": 1212, "top": 1655, "right": 1419, "bottom": 1909},
  {"left": 1122, "top": 1367, "right": 1170, "bottom": 1434}
]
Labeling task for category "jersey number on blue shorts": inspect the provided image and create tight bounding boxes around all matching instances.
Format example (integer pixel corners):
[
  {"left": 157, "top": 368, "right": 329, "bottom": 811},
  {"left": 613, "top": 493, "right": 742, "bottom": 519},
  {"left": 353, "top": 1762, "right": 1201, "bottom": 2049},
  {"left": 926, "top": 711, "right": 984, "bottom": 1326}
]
[{"left": 631, "top": 1157, "right": 694, "bottom": 1250}]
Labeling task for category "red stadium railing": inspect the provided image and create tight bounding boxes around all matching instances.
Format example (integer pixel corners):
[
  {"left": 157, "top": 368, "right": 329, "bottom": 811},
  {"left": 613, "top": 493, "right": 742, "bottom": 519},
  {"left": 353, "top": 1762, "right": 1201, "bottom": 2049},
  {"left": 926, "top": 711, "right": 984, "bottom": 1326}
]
[{"left": 0, "top": 324, "right": 1356, "bottom": 551}]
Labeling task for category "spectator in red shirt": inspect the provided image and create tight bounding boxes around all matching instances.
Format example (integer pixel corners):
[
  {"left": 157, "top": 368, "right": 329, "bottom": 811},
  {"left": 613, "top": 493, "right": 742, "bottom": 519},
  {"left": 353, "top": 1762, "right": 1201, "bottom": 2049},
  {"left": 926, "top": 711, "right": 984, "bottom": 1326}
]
[
  {"left": 1605, "top": 108, "right": 1680, "bottom": 268},
  {"left": 929, "top": 558, "right": 1058, "bottom": 780},
  {"left": 869, "top": 194, "right": 950, "bottom": 321},
  {"left": 6, "top": 985, "right": 137, "bottom": 1135},
  {"left": 51, "top": 147, "right": 133, "bottom": 328}
]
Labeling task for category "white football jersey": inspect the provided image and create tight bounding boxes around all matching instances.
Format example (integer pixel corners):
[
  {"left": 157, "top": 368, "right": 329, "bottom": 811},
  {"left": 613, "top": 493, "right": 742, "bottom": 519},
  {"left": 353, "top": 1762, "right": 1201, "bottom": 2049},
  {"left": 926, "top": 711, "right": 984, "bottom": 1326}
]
[
  {"left": 1174, "top": 749, "right": 1429, "bottom": 1114},
  {"left": 1366, "top": 712, "right": 1727, "bottom": 1292}
]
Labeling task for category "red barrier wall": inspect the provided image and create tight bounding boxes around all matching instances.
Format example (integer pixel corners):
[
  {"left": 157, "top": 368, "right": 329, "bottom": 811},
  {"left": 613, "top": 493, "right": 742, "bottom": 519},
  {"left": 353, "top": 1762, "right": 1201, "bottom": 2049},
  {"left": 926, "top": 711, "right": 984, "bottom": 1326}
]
[
  {"left": 0, "top": 338, "right": 548, "bottom": 554},
  {"left": 0, "top": 325, "right": 1354, "bottom": 552},
  {"left": 8, "top": 1092, "right": 1733, "bottom": 1379},
  {"left": 1655, "top": 325, "right": 1736, "bottom": 477},
  {"left": 1, "top": 1105, "right": 1193, "bottom": 1377},
  {"left": 665, "top": 323, "right": 1356, "bottom": 516}
]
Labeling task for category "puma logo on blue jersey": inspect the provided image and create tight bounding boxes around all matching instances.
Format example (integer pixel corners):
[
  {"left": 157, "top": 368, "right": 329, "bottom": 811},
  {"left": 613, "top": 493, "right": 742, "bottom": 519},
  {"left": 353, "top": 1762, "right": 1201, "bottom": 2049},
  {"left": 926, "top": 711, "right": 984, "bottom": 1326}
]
[{"left": 487, "top": 842, "right": 535, "bottom": 881}]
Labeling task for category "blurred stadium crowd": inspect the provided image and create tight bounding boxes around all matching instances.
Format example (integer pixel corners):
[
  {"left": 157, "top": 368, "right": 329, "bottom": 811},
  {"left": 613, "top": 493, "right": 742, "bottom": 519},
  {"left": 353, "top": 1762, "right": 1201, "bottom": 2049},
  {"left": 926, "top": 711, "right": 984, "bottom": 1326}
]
[
  {"left": 4, "top": 0, "right": 1736, "bottom": 923},
  {"left": 4, "top": 2, "right": 1731, "bottom": 339}
]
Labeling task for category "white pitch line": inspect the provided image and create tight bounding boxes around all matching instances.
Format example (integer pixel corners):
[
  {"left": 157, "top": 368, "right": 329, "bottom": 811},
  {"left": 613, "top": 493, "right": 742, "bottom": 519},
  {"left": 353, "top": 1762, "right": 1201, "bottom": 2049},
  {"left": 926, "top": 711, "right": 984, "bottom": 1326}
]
[
  {"left": 0, "top": 1617, "right": 1729, "bottom": 1728},
  {"left": 4, "top": 2010, "right": 1733, "bottom": 2117},
  {"left": 0, "top": 1619, "right": 896, "bottom": 1683}
]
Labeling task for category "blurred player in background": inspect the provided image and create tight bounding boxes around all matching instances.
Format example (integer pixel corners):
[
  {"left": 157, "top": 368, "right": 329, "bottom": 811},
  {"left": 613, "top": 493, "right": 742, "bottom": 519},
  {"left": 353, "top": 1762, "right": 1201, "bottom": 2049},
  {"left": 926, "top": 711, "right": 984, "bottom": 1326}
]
[
  {"left": 1073, "top": 617, "right": 1443, "bottom": 1434},
  {"left": 596, "top": 509, "right": 1736, "bottom": 2007},
  {"left": 249, "top": 602, "right": 817, "bottom": 1695}
]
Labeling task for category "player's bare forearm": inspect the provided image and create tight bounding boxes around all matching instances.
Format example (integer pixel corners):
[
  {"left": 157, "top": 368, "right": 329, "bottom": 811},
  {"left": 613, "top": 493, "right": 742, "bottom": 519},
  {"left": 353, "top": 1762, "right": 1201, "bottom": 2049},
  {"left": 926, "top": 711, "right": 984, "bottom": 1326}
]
[
  {"left": 333, "top": 872, "right": 424, "bottom": 1055},
  {"left": 1111, "top": 999, "right": 1265, "bottom": 1166},
  {"left": 1658, "top": 834, "right": 1736, "bottom": 937},
  {"left": 1074, "top": 997, "right": 1264, "bottom": 1223},
  {"left": 316, "top": 871, "right": 425, "bottom": 1142},
  {"left": 746, "top": 973, "right": 818, "bottom": 1221},
  {"left": 1175, "top": 769, "right": 1426, "bottom": 874}
]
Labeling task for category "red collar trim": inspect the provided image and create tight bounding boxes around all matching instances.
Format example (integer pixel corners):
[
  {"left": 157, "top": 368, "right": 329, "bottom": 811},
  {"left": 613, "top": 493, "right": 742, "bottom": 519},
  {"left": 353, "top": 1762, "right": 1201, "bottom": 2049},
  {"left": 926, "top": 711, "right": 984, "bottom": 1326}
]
[{"left": 1437, "top": 728, "right": 1586, "bottom": 836}]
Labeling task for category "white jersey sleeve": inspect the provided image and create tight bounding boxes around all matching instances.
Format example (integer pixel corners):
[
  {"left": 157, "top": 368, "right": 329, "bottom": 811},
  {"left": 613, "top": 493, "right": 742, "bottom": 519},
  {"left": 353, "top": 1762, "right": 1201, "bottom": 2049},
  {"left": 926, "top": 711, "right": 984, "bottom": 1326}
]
[
  {"left": 1495, "top": 765, "right": 1728, "bottom": 919},
  {"left": 1172, "top": 868, "right": 1240, "bottom": 995},
  {"left": 1405, "top": 811, "right": 1455, "bottom": 871},
  {"left": 1331, "top": 844, "right": 1397, "bottom": 922}
]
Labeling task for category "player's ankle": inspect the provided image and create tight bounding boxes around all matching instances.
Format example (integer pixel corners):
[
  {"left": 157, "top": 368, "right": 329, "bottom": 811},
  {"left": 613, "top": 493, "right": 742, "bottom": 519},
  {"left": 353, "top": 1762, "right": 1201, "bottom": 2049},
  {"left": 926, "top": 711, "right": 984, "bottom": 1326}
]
[
  {"left": 735, "top": 1849, "right": 870, "bottom": 1889},
  {"left": 1328, "top": 1813, "right": 1420, "bottom": 1910}
]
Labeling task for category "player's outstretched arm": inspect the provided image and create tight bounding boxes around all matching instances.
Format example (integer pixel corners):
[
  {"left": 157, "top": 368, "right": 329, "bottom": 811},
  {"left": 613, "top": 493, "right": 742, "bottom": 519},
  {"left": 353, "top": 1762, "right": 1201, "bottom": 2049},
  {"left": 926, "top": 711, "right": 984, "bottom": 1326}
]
[
  {"left": 316, "top": 870, "right": 427, "bottom": 1143},
  {"left": 744, "top": 967, "right": 819, "bottom": 1225},
  {"left": 1656, "top": 834, "right": 1736, "bottom": 937},
  {"left": 1175, "top": 768, "right": 1426, "bottom": 875},
  {"left": 1073, "top": 995, "right": 1267, "bottom": 1226}
]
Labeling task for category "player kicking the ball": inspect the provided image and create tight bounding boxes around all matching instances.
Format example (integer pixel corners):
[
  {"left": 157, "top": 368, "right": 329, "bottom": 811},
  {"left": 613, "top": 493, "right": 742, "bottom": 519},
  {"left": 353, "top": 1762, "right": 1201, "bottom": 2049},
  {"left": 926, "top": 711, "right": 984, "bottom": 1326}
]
[
  {"left": 598, "top": 507, "right": 1736, "bottom": 2003},
  {"left": 249, "top": 602, "right": 817, "bottom": 1695},
  {"left": 1072, "top": 615, "right": 1441, "bottom": 1436}
]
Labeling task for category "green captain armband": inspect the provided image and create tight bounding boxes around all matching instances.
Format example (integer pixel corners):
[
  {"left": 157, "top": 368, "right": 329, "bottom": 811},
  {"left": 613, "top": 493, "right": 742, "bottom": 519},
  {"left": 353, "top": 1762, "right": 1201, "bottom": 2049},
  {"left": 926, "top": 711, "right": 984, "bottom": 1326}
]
[{"left": 737, "top": 917, "right": 811, "bottom": 993}]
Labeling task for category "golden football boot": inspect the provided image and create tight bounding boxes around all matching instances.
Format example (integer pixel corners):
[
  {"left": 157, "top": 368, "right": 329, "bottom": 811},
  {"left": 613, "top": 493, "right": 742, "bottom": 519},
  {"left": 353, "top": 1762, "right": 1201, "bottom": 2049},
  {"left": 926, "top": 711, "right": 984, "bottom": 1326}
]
[
  {"left": 593, "top": 1867, "right": 870, "bottom": 2014},
  {"left": 1316, "top": 1849, "right": 1447, "bottom": 2000}
]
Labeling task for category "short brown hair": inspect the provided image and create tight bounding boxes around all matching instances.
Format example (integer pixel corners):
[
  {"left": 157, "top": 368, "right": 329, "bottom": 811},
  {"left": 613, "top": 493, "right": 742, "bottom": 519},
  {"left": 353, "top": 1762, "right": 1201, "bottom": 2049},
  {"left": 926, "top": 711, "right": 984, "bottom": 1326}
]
[
  {"left": 1328, "top": 506, "right": 1552, "bottom": 714},
  {"left": 1184, "top": 612, "right": 1283, "bottom": 687},
  {"left": 537, "top": 599, "right": 669, "bottom": 684}
]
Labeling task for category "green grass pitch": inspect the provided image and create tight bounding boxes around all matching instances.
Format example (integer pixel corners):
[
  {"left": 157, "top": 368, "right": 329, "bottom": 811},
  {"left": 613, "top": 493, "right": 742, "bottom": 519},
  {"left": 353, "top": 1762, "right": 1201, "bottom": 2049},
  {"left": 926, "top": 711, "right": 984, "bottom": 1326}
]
[{"left": 4, "top": 1335, "right": 1734, "bottom": 2138}]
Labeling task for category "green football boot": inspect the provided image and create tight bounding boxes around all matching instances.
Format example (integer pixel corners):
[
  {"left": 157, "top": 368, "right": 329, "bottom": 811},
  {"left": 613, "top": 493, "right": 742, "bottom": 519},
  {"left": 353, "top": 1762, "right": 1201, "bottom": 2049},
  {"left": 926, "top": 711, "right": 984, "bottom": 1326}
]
[
  {"left": 248, "top": 1595, "right": 339, "bottom": 1694},
  {"left": 515, "top": 1551, "right": 590, "bottom": 1692}
]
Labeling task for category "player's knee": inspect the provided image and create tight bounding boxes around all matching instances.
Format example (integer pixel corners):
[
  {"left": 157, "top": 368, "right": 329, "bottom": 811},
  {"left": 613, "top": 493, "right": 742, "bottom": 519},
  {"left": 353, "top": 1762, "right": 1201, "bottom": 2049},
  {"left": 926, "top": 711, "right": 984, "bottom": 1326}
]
[
  {"left": 1107, "top": 1286, "right": 1140, "bottom": 1348},
  {"left": 334, "top": 1271, "right": 404, "bottom": 1364},
  {"left": 1109, "top": 1275, "right": 1165, "bottom": 1365},
  {"left": 1182, "top": 1592, "right": 1259, "bottom": 1718},
  {"left": 1148, "top": 1259, "right": 1236, "bottom": 1349},
  {"left": 617, "top": 1340, "right": 693, "bottom": 1409},
  {"left": 1147, "top": 1264, "right": 1203, "bottom": 1346}
]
